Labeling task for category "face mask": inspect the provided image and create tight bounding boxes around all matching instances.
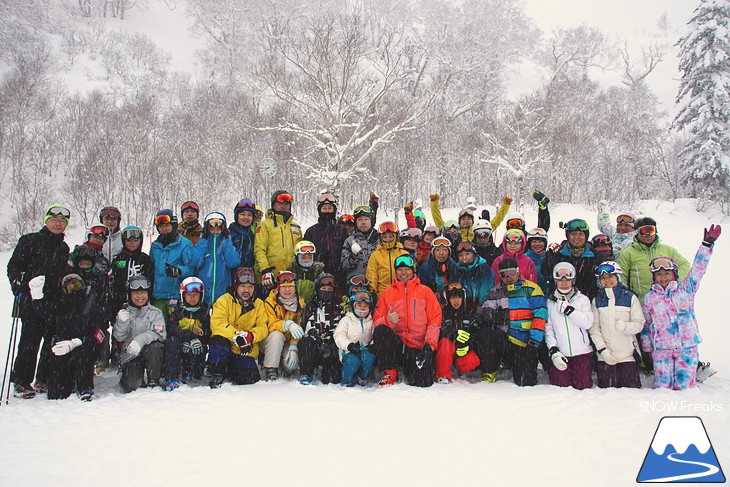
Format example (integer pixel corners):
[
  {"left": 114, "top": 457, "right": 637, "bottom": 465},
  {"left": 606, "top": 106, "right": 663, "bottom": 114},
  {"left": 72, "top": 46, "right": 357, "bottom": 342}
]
[
  {"left": 317, "top": 289, "right": 335, "bottom": 302},
  {"left": 297, "top": 254, "right": 314, "bottom": 268},
  {"left": 354, "top": 308, "right": 370, "bottom": 318}
]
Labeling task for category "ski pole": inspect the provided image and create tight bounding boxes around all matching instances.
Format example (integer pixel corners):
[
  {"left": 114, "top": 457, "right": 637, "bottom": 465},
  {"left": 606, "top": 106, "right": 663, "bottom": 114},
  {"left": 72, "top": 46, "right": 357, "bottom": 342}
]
[{"left": 1, "top": 295, "right": 21, "bottom": 406}]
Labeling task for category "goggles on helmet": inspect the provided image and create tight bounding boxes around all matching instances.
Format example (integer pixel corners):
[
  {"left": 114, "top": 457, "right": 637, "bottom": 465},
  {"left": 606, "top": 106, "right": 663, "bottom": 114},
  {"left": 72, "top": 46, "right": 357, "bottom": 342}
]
[
  {"left": 592, "top": 234, "right": 611, "bottom": 246},
  {"left": 594, "top": 262, "right": 621, "bottom": 276},
  {"left": 456, "top": 241, "right": 476, "bottom": 254},
  {"left": 127, "top": 275, "right": 151, "bottom": 291},
  {"left": 353, "top": 205, "right": 373, "bottom": 218},
  {"left": 206, "top": 218, "right": 224, "bottom": 228},
  {"left": 506, "top": 218, "right": 524, "bottom": 230},
  {"left": 89, "top": 225, "right": 109, "bottom": 239},
  {"left": 394, "top": 255, "right": 415, "bottom": 269},
  {"left": 474, "top": 229, "right": 493, "bottom": 239},
  {"left": 616, "top": 214, "right": 635, "bottom": 225},
  {"left": 296, "top": 243, "right": 316, "bottom": 254},
  {"left": 553, "top": 268, "right": 575, "bottom": 280},
  {"left": 182, "top": 281, "right": 204, "bottom": 293},
  {"left": 350, "top": 291, "right": 373, "bottom": 303},
  {"left": 638, "top": 225, "right": 656, "bottom": 237},
  {"left": 339, "top": 214, "right": 355, "bottom": 224},
  {"left": 318, "top": 193, "right": 336, "bottom": 204},
  {"left": 235, "top": 198, "right": 256, "bottom": 213},
  {"left": 504, "top": 230, "right": 524, "bottom": 243},
  {"left": 122, "top": 228, "right": 143, "bottom": 240},
  {"left": 47, "top": 205, "right": 71, "bottom": 220},
  {"left": 100, "top": 209, "right": 119, "bottom": 219},
  {"left": 181, "top": 201, "right": 199, "bottom": 212},
  {"left": 402, "top": 228, "right": 422, "bottom": 240},
  {"left": 235, "top": 268, "right": 256, "bottom": 285},
  {"left": 277, "top": 271, "right": 297, "bottom": 285},
  {"left": 75, "top": 246, "right": 96, "bottom": 260},
  {"left": 154, "top": 214, "right": 173, "bottom": 225},
  {"left": 275, "top": 193, "right": 293, "bottom": 203},
  {"left": 349, "top": 275, "right": 370, "bottom": 287},
  {"left": 649, "top": 257, "right": 677, "bottom": 273},
  {"left": 431, "top": 236, "right": 451, "bottom": 249},
  {"left": 379, "top": 221, "right": 398, "bottom": 234},
  {"left": 499, "top": 268, "right": 519, "bottom": 279},
  {"left": 564, "top": 219, "right": 589, "bottom": 232}
]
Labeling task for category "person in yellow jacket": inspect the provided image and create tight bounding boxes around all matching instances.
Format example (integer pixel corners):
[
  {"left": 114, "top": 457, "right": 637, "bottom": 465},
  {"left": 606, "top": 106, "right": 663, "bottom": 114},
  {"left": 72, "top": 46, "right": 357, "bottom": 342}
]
[
  {"left": 429, "top": 194, "right": 512, "bottom": 241},
  {"left": 260, "top": 270, "right": 306, "bottom": 381},
  {"left": 208, "top": 267, "right": 269, "bottom": 388},
  {"left": 255, "top": 190, "right": 303, "bottom": 288},
  {"left": 366, "top": 221, "right": 409, "bottom": 297}
]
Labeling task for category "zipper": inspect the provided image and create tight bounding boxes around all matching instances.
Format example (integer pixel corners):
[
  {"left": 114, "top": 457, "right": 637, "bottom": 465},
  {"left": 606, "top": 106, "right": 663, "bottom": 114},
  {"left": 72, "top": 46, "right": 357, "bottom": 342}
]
[
  {"left": 211, "top": 235, "right": 218, "bottom": 305},
  {"left": 564, "top": 313, "right": 573, "bottom": 356}
]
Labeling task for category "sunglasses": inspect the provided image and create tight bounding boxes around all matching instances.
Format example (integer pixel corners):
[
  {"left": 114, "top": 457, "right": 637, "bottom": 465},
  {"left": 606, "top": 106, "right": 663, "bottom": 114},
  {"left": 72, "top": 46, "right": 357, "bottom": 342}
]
[
  {"left": 154, "top": 214, "right": 173, "bottom": 225},
  {"left": 339, "top": 214, "right": 355, "bottom": 223},
  {"left": 394, "top": 255, "right": 415, "bottom": 268},
  {"left": 506, "top": 218, "right": 524, "bottom": 229},
  {"left": 182, "top": 282, "right": 204, "bottom": 293},
  {"left": 650, "top": 257, "right": 676, "bottom": 273},
  {"left": 638, "top": 225, "right": 656, "bottom": 237},
  {"left": 379, "top": 221, "right": 398, "bottom": 234},
  {"left": 207, "top": 218, "right": 224, "bottom": 228},
  {"left": 47, "top": 206, "right": 71, "bottom": 219},
  {"left": 499, "top": 268, "right": 519, "bottom": 279},
  {"left": 349, "top": 276, "right": 370, "bottom": 287},
  {"left": 276, "top": 193, "right": 293, "bottom": 203},
  {"left": 277, "top": 271, "right": 297, "bottom": 284},
  {"left": 595, "top": 263, "right": 619, "bottom": 276},
  {"left": 122, "top": 228, "right": 143, "bottom": 240},
  {"left": 181, "top": 201, "right": 199, "bottom": 212},
  {"left": 350, "top": 291, "right": 372, "bottom": 303},
  {"left": 616, "top": 214, "right": 635, "bottom": 224},
  {"left": 297, "top": 244, "right": 316, "bottom": 254},
  {"left": 554, "top": 268, "right": 575, "bottom": 280}
]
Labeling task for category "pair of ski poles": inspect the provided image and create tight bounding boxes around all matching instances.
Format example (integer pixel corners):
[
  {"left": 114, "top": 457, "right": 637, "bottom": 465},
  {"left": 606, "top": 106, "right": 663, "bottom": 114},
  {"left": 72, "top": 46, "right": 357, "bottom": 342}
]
[{"left": 1, "top": 294, "right": 21, "bottom": 406}]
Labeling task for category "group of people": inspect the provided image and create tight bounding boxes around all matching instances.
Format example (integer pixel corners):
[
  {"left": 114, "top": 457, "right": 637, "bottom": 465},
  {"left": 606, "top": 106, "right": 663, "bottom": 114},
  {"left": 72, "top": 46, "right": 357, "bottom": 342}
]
[{"left": 5, "top": 189, "right": 721, "bottom": 401}]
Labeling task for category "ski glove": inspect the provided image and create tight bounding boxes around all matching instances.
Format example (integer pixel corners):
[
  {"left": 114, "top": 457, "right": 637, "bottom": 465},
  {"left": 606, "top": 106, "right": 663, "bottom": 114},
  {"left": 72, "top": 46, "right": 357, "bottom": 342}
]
[
  {"left": 189, "top": 338, "right": 204, "bottom": 355},
  {"left": 347, "top": 342, "right": 360, "bottom": 355},
  {"left": 284, "top": 344, "right": 299, "bottom": 369},
  {"left": 502, "top": 196, "right": 513, "bottom": 205},
  {"left": 532, "top": 190, "right": 550, "bottom": 209},
  {"left": 28, "top": 275, "right": 45, "bottom": 300},
  {"left": 558, "top": 300, "right": 575, "bottom": 315},
  {"left": 549, "top": 347, "right": 568, "bottom": 371},
  {"left": 456, "top": 329, "right": 470, "bottom": 344},
  {"left": 283, "top": 320, "right": 304, "bottom": 339},
  {"left": 165, "top": 264, "right": 181, "bottom": 278},
  {"left": 415, "top": 344, "right": 433, "bottom": 370},
  {"left": 234, "top": 331, "right": 254, "bottom": 355},
  {"left": 350, "top": 241, "right": 362, "bottom": 255},
  {"left": 429, "top": 194, "right": 439, "bottom": 202},
  {"left": 261, "top": 269, "right": 275, "bottom": 288},
  {"left": 181, "top": 341, "right": 192, "bottom": 353},
  {"left": 403, "top": 202, "right": 414, "bottom": 214},
  {"left": 548, "top": 242, "right": 560, "bottom": 253},
  {"left": 369, "top": 191, "right": 379, "bottom": 203},
  {"left": 126, "top": 339, "right": 143, "bottom": 357},
  {"left": 52, "top": 338, "right": 82, "bottom": 356},
  {"left": 117, "top": 308, "right": 130, "bottom": 322},
  {"left": 703, "top": 224, "right": 722, "bottom": 247},
  {"left": 598, "top": 348, "right": 618, "bottom": 366}
]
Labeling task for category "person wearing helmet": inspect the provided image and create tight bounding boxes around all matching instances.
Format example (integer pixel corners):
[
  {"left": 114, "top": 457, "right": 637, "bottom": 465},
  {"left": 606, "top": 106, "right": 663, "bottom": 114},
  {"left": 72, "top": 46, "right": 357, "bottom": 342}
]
[
  {"left": 417, "top": 236, "right": 454, "bottom": 296},
  {"left": 590, "top": 234, "right": 614, "bottom": 263},
  {"left": 617, "top": 216, "right": 690, "bottom": 303},
  {"left": 333, "top": 291, "right": 376, "bottom": 386},
  {"left": 525, "top": 228, "right": 550, "bottom": 295},
  {"left": 491, "top": 229, "right": 537, "bottom": 286},
  {"left": 341, "top": 203, "right": 381, "bottom": 283},
  {"left": 178, "top": 201, "right": 204, "bottom": 245},
  {"left": 540, "top": 218, "right": 600, "bottom": 299},
  {"left": 337, "top": 214, "right": 356, "bottom": 236},
  {"left": 597, "top": 201, "right": 638, "bottom": 255},
  {"left": 641, "top": 225, "right": 721, "bottom": 390},
  {"left": 193, "top": 212, "right": 241, "bottom": 306},
  {"left": 114, "top": 275, "right": 166, "bottom": 392},
  {"left": 303, "top": 191, "right": 349, "bottom": 283},
  {"left": 286, "top": 240, "right": 325, "bottom": 305},
  {"left": 208, "top": 267, "right": 269, "bottom": 388},
  {"left": 471, "top": 219, "right": 502, "bottom": 267},
  {"left": 372, "top": 255, "right": 442, "bottom": 387},
  {"left": 163, "top": 277, "right": 211, "bottom": 390},
  {"left": 399, "top": 227, "right": 422, "bottom": 261},
  {"left": 544, "top": 262, "right": 594, "bottom": 390},
  {"left": 255, "top": 190, "right": 302, "bottom": 289},
  {"left": 297, "top": 273, "right": 345, "bottom": 385},
  {"left": 71, "top": 225, "right": 112, "bottom": 274},
  {"left": 365, "top": 221, "right": 409, "bottom": 297},
  {"left": 447, "top": 241, "right": 495, "bottom": 313},
  {"left": 440, "top": 220, "right": 461, "bottom": 250},
  {"left": 8, "top": 204, "right": 72, "bottom": 399},
  {"left": 150, "top": 209, "right": 195, "bottom": 319},
  {"left": 589, "top": 261, "right": 643, "bottom": 388},
  {"left": 429, "top": 193, "right": 512, "bottom": 240},
  {"left": 433, "top": 283, "right": 481, "bottom": 384},
  {"left": 99, "top": 206, "right": 123, "bottom": 263},
  {"left": 228, "top": 198, "right": 259, "bottom": 270},
  {"left": 261, "top": 270, "right": 307, "bottom": 381},
  {"left": 415, "top": 225, "right": 439, "bottom": 265}
]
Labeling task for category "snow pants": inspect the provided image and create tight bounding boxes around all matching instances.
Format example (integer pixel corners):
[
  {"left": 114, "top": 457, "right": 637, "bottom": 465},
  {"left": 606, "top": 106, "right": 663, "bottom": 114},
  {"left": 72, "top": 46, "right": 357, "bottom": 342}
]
[
  {"left": 11, "top": 307, "right": 52, "bottom": 387},
  {"left": 341, "top": 350, "right": 376, "bottom": 385},
  {"left": 595, "top": 361, "right": 641, "bottom": 388},
  {"left": 511, "top": 342, "right": 538, "bottom": 387},
  {"left": 164, "top": 335, "right": 207, "bottom": 381},
  {"left": 433, "top": 337, "right": 480, "bottom": 380},
  {"left": 471, "top": 327, "right": 506, "bottom": 373},
  {"left": 651, "top": 346, "right": 698, "bottom": 390},
  {"left": 371, "top": 325, "right": 433, "bottom": 387},
  {"left": 261, "top": 330, "right": 297, "bottom": 372},
  {"left": 298, "top": 336, "right": 341, "bottom": 384},
  {"left": 120, "top": 341, "right": 164, "bottom": 393},
  {"left": 548, "top": 352, "right": 593, "bottom": 390},
  {"left": 207, "top": 336, "right": 260, "bottom": 385},
  {"left": 47, "top": 343, "right": 95, "bottom": 400}
]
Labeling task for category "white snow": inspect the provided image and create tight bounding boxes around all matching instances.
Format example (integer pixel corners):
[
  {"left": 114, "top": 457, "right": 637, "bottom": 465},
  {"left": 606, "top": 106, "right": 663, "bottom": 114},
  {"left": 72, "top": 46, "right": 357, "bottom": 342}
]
[
  {"left": 0, "top": 199, "right": 728, "bottom": 487},
  {"left": 651, "top": 416, "right": 711, "bottom": 454}
]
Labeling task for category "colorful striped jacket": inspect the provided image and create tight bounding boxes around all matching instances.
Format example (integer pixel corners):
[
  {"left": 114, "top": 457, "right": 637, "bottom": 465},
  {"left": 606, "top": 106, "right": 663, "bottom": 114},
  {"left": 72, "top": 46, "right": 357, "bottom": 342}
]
[{"left": 478, "top": 278, "right": 547, "bottom": 347}]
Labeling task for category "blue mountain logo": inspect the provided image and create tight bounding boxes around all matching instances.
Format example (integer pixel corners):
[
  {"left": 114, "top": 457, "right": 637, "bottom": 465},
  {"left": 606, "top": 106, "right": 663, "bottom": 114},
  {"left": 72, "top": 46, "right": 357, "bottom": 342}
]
[{"left": 637, "top": 416, "right": 725, "bottom": 483}]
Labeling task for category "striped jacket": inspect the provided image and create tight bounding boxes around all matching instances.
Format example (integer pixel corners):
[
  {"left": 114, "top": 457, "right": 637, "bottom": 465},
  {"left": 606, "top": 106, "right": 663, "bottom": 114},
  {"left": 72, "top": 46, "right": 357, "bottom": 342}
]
[{"left": 478, "top": 278, "right": 547, "bottom": 347}]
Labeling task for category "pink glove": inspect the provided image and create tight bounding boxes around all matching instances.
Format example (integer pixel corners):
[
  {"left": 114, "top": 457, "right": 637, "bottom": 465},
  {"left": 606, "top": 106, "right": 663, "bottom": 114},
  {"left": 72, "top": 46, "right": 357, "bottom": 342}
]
[{"left": 703, "top": 224, "right": 721, "bottom": 246}]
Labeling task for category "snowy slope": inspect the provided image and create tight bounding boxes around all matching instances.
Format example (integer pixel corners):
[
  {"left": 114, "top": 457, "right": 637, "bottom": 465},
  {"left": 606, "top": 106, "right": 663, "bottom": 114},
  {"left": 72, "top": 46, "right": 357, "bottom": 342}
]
[{"left": 0, "top": 200, "right": 728, "bottom": 487}]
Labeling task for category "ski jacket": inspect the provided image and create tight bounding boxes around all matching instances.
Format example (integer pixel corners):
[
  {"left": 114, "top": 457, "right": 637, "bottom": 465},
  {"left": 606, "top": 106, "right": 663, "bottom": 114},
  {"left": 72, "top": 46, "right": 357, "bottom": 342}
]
[
  {"left": 590, "top": 284, "right": 644, "bottom": 363},
  {"left": 228, "top": 222, "right": 258, "bottom": 270},
  {"left": 475, "top": 242, "right": 503, "bottom": 267},
  {"left": 113, "top": 303, "right": 166, "bottom": 349},
  {"left": 254, "top": 209, "right": 302, "bottom": 275},
  {"left": 304, "top": 216, "right": 349, "bottom": 280},
  {"left": 525, "top": 249, "right": 550, "bottom": 295},
  {"left": 167, "top": 303, "right": 211, "bottom": 344},
  {"left": 111, "top": 249, "right": 154, "bottom": 313},
  {"left": 440, "top": 304, "right": 474, "bottom": 342},
  {"left": 101, "top": 229, "right": 123, "bottom": 265},
  {"left": 285, "top": 261, "right": 325, "bottom": 305},
  {"left": 301, "top": 297, "right": 345, "bottom": 342},
  {"left": 178, "top": 221, "right": 204, "bottom": 245},
  {"left": 545, "top": 290, "right": 594, "bottom": 357},
  {"left": 75, "top": 264, "right": 112, "bottom": 323},
  {"left": 617, "top": 237, "right": 690, "bottom": 303},
  {"left": 372, "top": 276, "right": 442, "bottom": 350},
  {"left": 641, "top": 244, "right": 710, "bottom": 352},
  {"left": 417, "top": 254, "right": 454, "bottom": 296},
  {"left": 193, "top": 234, "right": 241, "bottom": 305},
  {"left": 210, "top": 293, "right": 269, "bottom": 359},
  {"left": 365, "top": 242, "right": 409, "bottom": 296},
  {"left": 597, "top": 211, "right": 637, "bottom": 256},
  {"left": 478, "top": 278, "right": 547, "bottom": 347},
  {"left": 149, "top": 234, "right": 194, "bottom": 300},
  {"left": 447, "top": 255, "right": 495, "bottom": 313},
  {"left": 541, "top": 241, "right": 599, "bottom": 299},
  {"left": 333, "top": 311, "right": 374, "bottom": 361},
  {"left": 340, "top": 228, "right": 380, "bottom": 282},
  {"left": 492, "top": 235, "right": 537, "bottom": 285},
  {"left": 263, "top": 289, "right": 306, "bottom": 340}
]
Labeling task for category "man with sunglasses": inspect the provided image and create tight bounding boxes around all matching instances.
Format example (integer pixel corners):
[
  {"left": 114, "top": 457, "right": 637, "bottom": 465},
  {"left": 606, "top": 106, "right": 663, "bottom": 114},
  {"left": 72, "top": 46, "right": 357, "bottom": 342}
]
[
  {"left": 372, "top": 255, "right": 442, "bottom": 387},
  {"left": 178, "top": 201, "right": 204, "bottom": 245},
  {"left": 303, "top": 191, "right": 348, "bottom": 283},
  {"left": 8, "top": 204, "right": 72, "bottom": 398},
  {"left": 255, "top": 190, "right": 302, "bottom": 288}
]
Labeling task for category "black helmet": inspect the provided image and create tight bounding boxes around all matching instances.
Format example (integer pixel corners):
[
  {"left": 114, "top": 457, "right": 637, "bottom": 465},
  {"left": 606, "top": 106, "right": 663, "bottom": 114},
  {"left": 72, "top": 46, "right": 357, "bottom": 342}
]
[{"left": 635, "top": 216, "right": 657, "bottom": 230}]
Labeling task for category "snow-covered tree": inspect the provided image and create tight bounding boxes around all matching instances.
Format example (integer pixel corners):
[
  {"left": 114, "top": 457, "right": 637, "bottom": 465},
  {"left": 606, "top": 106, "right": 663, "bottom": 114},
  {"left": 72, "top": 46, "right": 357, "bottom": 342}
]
[{"left": 673, "top": 0, "right": 730, "bottom": 209}]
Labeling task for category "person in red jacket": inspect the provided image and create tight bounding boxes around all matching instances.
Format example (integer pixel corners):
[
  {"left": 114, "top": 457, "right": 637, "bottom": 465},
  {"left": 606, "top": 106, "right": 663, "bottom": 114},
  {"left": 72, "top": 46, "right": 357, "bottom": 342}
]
[{"left": 371, "top": 255, "right": 442, "bottom": 387}]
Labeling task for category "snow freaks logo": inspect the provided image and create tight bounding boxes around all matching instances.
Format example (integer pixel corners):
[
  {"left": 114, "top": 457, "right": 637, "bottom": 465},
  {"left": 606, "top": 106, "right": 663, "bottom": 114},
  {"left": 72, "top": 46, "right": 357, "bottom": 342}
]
[{"left": 637, "top": 416, "right": 725, "bottom": 483}]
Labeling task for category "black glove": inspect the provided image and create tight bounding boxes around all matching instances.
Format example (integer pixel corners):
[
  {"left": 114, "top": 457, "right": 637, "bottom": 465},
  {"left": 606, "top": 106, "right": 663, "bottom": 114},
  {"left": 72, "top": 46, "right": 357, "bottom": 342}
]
[
  {"left": 415, "top": 344, "right": 433, "bottom": 370},
  {"left": 165, "top": 263, "right": 181, "bottom": 278},
  {"left": 10, "top": 277, "right": 24, "bottom": 296},
  {"left": 234, "top": 331, "right": 254, "bottom": 355},
  {"left": 347, "top": 342, "right": 360, "bottom": 354},
  {"left": 532, "top": 189, "right": 550, "bottom": 209}
]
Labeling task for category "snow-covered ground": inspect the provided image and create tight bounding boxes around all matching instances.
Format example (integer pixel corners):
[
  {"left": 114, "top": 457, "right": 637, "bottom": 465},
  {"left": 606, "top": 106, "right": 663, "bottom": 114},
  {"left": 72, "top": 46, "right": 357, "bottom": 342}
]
[{"left": 0, "top": 200, "right": 728, "bottom": 487}]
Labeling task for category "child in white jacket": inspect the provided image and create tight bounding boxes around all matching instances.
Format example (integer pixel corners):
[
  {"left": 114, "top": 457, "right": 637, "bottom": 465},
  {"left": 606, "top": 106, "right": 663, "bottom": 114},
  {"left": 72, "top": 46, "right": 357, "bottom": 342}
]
[
  {"left": 589, "top": 261, "right": 643, "bottom": 388},
  {"left": 333, "top": 291, "right": 375, "bottom": 386},
  {"left": 545, "top": 262, "right": 594, "bottom": 390}
]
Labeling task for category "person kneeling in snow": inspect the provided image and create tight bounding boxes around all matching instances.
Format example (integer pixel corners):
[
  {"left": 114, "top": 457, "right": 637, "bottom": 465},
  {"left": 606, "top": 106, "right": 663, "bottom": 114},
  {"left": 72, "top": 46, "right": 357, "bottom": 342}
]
[
  {"left": 371, "top": 255, "right": 442, "bottom": 387},
  {"left": 114, "top": 275, "right": 166, "bottom": 392},
  {"left": 334, "top": 291, "right": 376, "bottom": 386},
  {"left": 433, "top": 283, "right": 481, "bottom": 384},
  {"left": 208, "top": 267, "right": 268, "bottom": 388},
  {"left": 545, "top": 263, "right": 594, "bottom": 390},
  {"left": 641, "top": 225, "right": 721, "bottom": 390}
]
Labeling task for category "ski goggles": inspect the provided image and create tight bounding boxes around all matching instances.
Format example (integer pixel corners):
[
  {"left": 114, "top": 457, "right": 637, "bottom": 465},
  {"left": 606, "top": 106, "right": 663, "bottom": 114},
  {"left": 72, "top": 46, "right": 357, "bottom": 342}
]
[
  {"left": 318, "top": 193, "right": 336, "bottom": 204},
  {"left": 154, "top": 214, "right": 173, "bottom": 225},
  {"left": 378, "top": 221, "right": 398, "bottom": 234},
  {"left": 595, "top": 262, "right": 620, "bottom": 276},
  {"left": 423, "top": 225, "right": 440, "bottom": 235},
  {"left": 504, "top": 230, "right": 524, "bottom": 243},
  {"left": 339, "top": 214, "right": 355, "bottom": 224},
  {"left": 275, "top": 193, "right": 293, "bottom": 203},
  {"left": 498, "top": 268, "right": 519, "bottom": 279},
  {"left": 349, "top": 275, "right": 370, "bottom": 287},
  {"left": 350, "top": 291, "right": 373, "bottom": 303},
  {"left": 46, "top": 205, "right": 70, "bottom": 221},
  {"left": 296, "top": 244, "right": 316, "bottom": 254},
  {"left": 474, "top": 229, "right": 493, "bottom": 239},
  {"left": 353, "top": 205, "right": 373, "bottom": 217},
  {"left": 206, "top": 218, "right": 224, "bottom": 228},
  {"left": 127, "top": 275, "right": 151, "bottom": 291},
  {"left": 234, "top": 268, "right": 256, "bottom": 285},
  {"left": 564, "top": 219, "right": 589, "bottom": 232},
  {"left": 394, "top": 255, "right": 415, "bottom": 269},
  {"left": 649, "top": 257, "right": 677, "bottom": 273},
  {"left": 235, "top": 198, "right": 256, "bottom": 212},
  {"left": 616, "top": 214, "right": 635, "bottom": 225},
  {"left": 181, "top": 201, "right": 199, "bottom": 212},
  {"left": 431, "top": 236, "right": 452, "bottom": 249},
  {"left": 318, "top": 276, "right": 336, "bottom": 288},
  {"left": 402, "top": 228, "right": 422, "bottom": 240},
  {"left": 75, "top": 246, "right": 96, "bottom": 260},
  {"left": 445, "top": 282, "right": 464, "bottom": 291},
  {"left": 122, "top": 228, "right": 143, "bottom": 240},
  {"left": 442, "top": 221, "right": 459, "bottom": 232},
  {"left": 592, "top": 235, "right": 611, "bottom": 246},
  {"left": 182, "top": 281, "right": 204, "bottom": 293},
  {"left": 638, "top": 225, "right": 656, "bottom": 237},
  {"left": 456, "top": 241, "right": 476, "bottom": 254},
  {"left": 506, "top": 218, "right": 524, "bottom": 229},
  {"left": 277, "top": 271, "right": 297, "bottom": 285},
  {"left": 553, "top": 268, "right": 575, "bottom": 280},
  {"left": 100, "top": 208, "right": 120, "bottom": 219},
  {"left": 88, "top": 225, "right": 109, "bottom": 239}
]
